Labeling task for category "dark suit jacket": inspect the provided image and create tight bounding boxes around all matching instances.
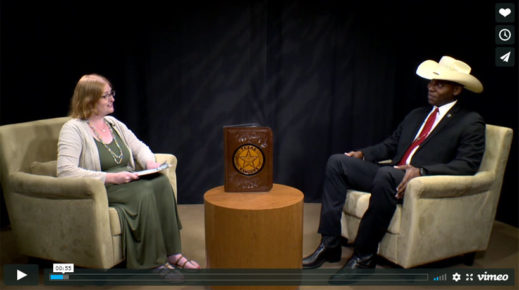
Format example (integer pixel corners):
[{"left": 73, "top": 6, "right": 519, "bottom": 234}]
[{"left": 361, "top": 102, "right": 486, "bottom": 175}]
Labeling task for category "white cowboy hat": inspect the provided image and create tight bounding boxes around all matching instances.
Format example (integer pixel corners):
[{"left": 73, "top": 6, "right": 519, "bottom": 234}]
[{"left": 416, "top": 56, "right": 483, "bottom": 93}]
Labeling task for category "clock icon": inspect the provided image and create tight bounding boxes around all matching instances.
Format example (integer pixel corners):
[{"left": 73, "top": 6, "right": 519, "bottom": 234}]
[
  {"left": 496, "top": 26, "right": 515, "bottom": 44},
  {"left": 499, "top": 28, "right": 512, "bottom": 42}
]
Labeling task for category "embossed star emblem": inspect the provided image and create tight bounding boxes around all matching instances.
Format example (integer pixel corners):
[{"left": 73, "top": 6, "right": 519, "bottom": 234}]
[
  {"left": 239, "top": 149, "right": 258, "bottom": 168},
  {"left": 233, "top": 144, "right": 264, "bottom": 175}
]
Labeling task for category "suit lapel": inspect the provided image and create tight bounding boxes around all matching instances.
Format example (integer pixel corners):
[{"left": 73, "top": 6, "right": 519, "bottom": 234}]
[
  {"left": 405, "top": 108, "right": 430, "bottom": 145},
  {"left": 420, "top": 103, "right": 460, "bottom": 146}
]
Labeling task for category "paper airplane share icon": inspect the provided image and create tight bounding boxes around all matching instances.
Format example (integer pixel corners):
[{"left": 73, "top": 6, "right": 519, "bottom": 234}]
[
  {"left": 17, "top": 269, "right": 27, "bottom": 281},
  {"left": 500, "top": 51, "right": 511, "bottom": 63}
]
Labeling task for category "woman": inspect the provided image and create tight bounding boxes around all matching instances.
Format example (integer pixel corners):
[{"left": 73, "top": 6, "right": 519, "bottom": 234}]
[{"left": 57, "top": 74, "right": 200, "bottom": 270}]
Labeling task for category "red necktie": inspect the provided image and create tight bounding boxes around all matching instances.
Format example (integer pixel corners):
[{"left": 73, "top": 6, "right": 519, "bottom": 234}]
[{"left": 398, "top": 107, "right": 439, "bottom": 165}]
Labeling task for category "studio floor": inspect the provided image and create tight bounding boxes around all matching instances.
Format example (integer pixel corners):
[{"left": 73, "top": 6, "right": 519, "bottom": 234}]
[{"left": 1, "top": 203, "right": 518, "bottom": 289}]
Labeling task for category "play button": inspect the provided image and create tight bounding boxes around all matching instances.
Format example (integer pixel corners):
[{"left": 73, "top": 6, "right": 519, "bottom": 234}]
[
  {"left": 17, "top": 269, "right": 28, "bottom": 280},
  {"left": 3, "top": 264, "right": 39, "bottom": 285}
]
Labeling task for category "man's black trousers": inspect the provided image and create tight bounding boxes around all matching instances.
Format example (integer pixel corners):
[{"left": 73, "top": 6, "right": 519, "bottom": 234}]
[{"left": 318, "top": 153, "right": 405, "bottom": 254}]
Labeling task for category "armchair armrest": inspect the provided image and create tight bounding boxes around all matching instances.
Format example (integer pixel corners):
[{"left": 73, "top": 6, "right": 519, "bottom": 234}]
[
  {"left": 398, "top": 170, "right": 498, "bottom": 267},
  {"left": 154, "top": 153, "right": 178, "bottom": 197},
  {"left": 405, "top": 171, "right": 495, "bottom": 199},
  {"left": 7, "top": 171, "right": 115, "bottom": 268},
  {"left": 155, "top": 153, "right": 177, "bottom": 169},
  {"left": 9, "top": 171, "right": 107, "bottom": 200}
]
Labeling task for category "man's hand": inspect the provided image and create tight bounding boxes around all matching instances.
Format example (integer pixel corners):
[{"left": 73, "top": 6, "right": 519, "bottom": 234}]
[
  {"left": 394, "top": 165, "right": 421, "bottom": 199},
  {"left": 345, "top": 151, "right": 364, "bottom": 159}
]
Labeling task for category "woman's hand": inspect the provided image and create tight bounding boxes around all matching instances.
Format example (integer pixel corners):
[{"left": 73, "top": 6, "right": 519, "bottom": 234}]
[
  {"left": 146, "top": 160, "right": 161, "bottom": 169},
  {"left": 106, "top": 171, "right": 139, "bottom": 184}
]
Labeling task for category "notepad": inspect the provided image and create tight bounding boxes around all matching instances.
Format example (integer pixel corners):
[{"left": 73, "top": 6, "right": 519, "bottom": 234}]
[{"left": 134, "top": 162, "right": 171, "bottom": 176}]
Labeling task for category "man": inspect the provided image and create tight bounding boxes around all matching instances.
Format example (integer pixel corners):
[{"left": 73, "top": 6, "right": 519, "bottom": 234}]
[{"left": 303, "top": 56, "right": 486, "bottom": 271}]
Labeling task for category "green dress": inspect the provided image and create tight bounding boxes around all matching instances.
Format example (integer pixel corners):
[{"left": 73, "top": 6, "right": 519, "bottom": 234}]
[{"left": 94, "top": 130, "right": 182, "bottom": 269}]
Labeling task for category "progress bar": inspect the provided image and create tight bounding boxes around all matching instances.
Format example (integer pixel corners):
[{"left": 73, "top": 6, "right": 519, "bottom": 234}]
[
  {"left": 49, "top": 274, "right": 67, "bottom": 280},
  {"left": 44, "top": 268, "right": 515, "bottom": 286}
]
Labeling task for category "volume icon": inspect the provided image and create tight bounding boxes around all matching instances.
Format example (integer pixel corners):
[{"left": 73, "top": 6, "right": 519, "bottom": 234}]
[{"left": 433, "top": 274, "right": 447, "bottom": 281}]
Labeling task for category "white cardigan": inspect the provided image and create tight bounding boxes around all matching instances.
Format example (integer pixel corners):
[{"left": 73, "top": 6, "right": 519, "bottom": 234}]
[{"left": 57, "top": 116, "right": 155, "bottom": 182}]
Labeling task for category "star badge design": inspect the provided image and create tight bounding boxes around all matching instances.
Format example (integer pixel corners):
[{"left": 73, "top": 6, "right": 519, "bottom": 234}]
[{"left": 233, "top": 144, "right": 265, "bottom": 175}]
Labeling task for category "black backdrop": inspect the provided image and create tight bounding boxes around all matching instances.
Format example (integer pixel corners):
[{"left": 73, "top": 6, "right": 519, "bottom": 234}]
[{"left": 1, "top": 1, "right": 517, "bottom": 226}]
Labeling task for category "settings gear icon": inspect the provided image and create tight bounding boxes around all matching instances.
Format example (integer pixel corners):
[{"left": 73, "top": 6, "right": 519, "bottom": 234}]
[{"left": 452, "top": 272, "right": 461, "bottom": 282}]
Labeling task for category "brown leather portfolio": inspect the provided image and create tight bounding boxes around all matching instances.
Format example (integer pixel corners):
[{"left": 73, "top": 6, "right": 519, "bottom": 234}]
[{"left": 224, "top": 125, "right": 273, "bottom": 192}]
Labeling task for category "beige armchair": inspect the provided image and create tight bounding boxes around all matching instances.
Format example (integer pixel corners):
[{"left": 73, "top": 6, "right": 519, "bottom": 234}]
[
  {"left": 0, "top": 117, "right": 178, "bottom": 268},
  {"left": 341, "top": 124, "right": 513, "bottom": 268}
]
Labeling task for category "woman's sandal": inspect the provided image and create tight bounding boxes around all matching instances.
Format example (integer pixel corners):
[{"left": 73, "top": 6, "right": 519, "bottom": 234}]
[
  {"left": 153, "top": 262, "right": 183, "bottom": 283},
  {"left": 154, "top": 262, "right": 176, "bottom": 272},
  {"left": 169, "top": 255, "right": 200, "bottom": 269}
]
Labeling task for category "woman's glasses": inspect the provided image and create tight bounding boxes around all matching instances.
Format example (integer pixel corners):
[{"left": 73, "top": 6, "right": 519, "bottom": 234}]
[{"left": 102, "top": 90, "right": 116, "bottom": 99}]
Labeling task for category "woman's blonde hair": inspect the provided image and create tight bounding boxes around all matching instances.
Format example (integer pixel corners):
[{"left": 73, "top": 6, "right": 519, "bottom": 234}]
[{"left": 69, "top": 74, "right": 112, "bottom": 119}]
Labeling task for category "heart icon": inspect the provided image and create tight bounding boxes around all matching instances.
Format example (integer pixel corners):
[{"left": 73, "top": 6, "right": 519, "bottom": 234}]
[{"left": 499, "top": 8, "right": 511, "bottom": 18}]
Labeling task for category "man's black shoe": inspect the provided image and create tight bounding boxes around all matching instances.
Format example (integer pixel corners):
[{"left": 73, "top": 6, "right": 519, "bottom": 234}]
[
  {"left": 343, "top": 252, "right": 376, "bottom": 269},
  {"left": 328, "top": 253, "right": 376, "bottom": 284},
  {"left": 302, "top": 241, "right": 341, "bottom": 269}
]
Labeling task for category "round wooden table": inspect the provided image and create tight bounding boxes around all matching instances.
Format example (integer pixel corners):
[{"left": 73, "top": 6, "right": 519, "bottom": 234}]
[{"left": 204, "top": 184, "right": 304, "bottom": 289}]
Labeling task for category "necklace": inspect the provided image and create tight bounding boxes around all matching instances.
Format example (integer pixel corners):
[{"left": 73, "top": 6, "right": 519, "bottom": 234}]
[
  {"left": 90, "top": 120, "right": 107, "bottom": 132},
  {"left": 88, "top": 120, "right": 124, "bottom": 164}
]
